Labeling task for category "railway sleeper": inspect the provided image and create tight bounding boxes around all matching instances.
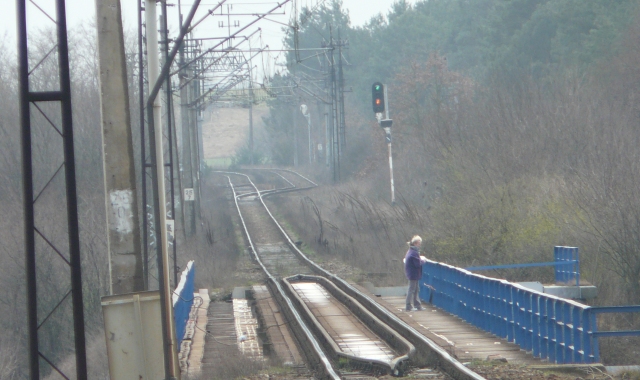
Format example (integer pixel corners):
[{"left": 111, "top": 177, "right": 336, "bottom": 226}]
[
  {"left": 282, "top": 274, "right": 414, "bottom": 376},
  {"left": 266, "top": 278, "right": 339, "bottom": 380},
  {"left": 327, "top": 276, "right": 486, "bottom": 380}
]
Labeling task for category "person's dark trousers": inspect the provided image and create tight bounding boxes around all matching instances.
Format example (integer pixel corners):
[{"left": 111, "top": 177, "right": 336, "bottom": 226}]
[{"left": 405, "top": 279, "right": 422, "bottom": 311}]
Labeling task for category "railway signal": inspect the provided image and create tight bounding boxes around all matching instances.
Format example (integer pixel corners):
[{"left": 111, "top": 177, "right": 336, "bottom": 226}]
[
  {"left": 372, "top": 82, "right": 385, "bottom": 114},
  {"left": 372, "top": 82, "right": 395, "bottom": 204}
]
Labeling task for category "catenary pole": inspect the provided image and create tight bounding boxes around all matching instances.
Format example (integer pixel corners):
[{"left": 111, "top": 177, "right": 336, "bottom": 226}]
[
  {"left": 160, "top": 0, "right": 179, "bottom": 291},
  {"left": 146, "top": 0, "right": 205, "bottom": 377},
  {"left": 329, "top": 26, "right": 340, "bottom": 181},
  {"left": 144, "top": 4, "right": 175, "bottom": 378},
  {"left": 138, "top": 0, "right": 150, "bottom": 289}
]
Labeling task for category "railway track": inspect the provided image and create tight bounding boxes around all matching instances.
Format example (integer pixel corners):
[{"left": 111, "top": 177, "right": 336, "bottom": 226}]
[{"left": 216, "top": 168, "right": 485, "bottom": 380}]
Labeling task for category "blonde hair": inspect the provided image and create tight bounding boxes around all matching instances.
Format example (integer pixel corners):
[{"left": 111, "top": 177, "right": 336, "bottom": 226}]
[{"left": 408, "top": 235, "right": 422, "bottom": 246}]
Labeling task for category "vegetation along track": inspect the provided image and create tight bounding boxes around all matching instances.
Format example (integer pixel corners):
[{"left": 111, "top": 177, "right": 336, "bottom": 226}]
[{"left": 216, "top": 168, "right": 485, "bottom": 379}]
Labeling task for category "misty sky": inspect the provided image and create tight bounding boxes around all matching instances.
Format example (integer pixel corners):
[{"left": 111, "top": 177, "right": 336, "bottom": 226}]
[{"left": 3, "top": 0, "right": 404, "bottom": 52}]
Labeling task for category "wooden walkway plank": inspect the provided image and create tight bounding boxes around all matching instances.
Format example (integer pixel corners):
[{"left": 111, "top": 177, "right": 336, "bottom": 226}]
[{"left": 378, "top": 295, "right": 542, "bottom": 364}]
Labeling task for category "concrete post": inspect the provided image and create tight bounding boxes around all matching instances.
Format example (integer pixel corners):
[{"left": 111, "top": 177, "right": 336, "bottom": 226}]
[
  {"left": 95, "top": 0, "right": 143, "bottom": 294},
  {"left": 190, "top": 70, "right": 201, "bottom": 222},
  {"left": 293, "top": 104, "right": 298, "bottom": 167}
]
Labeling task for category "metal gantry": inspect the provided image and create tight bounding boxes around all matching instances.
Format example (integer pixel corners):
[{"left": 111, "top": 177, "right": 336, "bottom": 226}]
[{"left": 17, "top": 0, "right": 87, "bottom": 378}]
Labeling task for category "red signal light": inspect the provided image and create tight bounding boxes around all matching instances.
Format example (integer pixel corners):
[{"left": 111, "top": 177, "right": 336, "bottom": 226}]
[{"left": 372, "top": 82, "right": 385, "bottom": 113}]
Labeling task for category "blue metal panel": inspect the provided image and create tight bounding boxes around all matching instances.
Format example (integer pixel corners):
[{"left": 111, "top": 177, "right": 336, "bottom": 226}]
[
  {"left": 531, "top": 293, "right": 541, "bottom": 358},
  {"left": 572, "top": 306, "right": 582, "bottom": 363},
  {"left": 514, "top": 288, "right": 525, "bottom": 347},
  {"left": 524, "top": 291, "right": 533, "bottom": 353},
  {"left": 593, "top": 330, "right": 640, "bottom": 337},
  {"left": 591, "top": 305, "right": 640, "bottom": 313},
  {"left": 564, "top": 303, "right": 574, "bottom": 363},
  {"left": 590, "top": 311, "right": 599, "bottom": 362},
  {"left": 562, "top": 302, "right": 572, "bottom": 363},
  {"left": 173, "top": 262, "right": 196, "bottom": 348},
  {"left": 466, "top": 261, "right": 576, "bottom": 271},
  {"left": 420, "top": 253, "right": 639, "bottom": 365},
  {"left": 501, "top": 282, "right": 510, "bottom": 339},
  {"left": 488, "top": 280, "right": 499, "bottom": 336},
  {"left": 541, "top": 297, "right": 550, "bottom": 361},
  {"left": 549, "top": 299, "right": 558, "bottom": 363},
  {"left": 554, "top": 246, "right": 579, "bottom": 286}
]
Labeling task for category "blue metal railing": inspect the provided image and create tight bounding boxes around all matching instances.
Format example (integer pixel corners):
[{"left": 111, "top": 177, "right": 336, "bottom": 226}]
[
  {"left": 554, "top": 246, "right": 579, "bottom": 285},
  {"left": 588, "top": 306, "right": 640, "bottom": 361},
  {"left": 420, "top": 258, "right": 640, "bottom": 364},
  {"left": 173, "top": 260, "right": 195, "bottom": 348},
  {"left": 465, "top": 246, "right": 580, "bottom": 286}
]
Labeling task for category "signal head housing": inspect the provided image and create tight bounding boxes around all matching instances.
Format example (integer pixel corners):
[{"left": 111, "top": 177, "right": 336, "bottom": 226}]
[{"left": 372, "top": 82, "right": 385, "bottom": 113}]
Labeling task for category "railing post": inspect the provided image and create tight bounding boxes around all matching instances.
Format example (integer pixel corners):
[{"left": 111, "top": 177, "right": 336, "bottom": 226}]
[
  {"left": 574, "top": 248, "right": 580, "bottom": 287},
  {"left": 524, "top": 291, "right": 533, "bottom": 352},
  {"left": 531, "top": 293, "right": 540, "bottom": 356},
  {"left": 571, "top": 305, "right": 582, "bottom": 363},
  {"left": 590, "top": 310, "right": 599, "bottom": 363},
  {"left": 548, "top": 298, "right": 557, "bottom": 363},
  {"left": 564, "top": 246, "right": 568, "bottom": 283},
  {"left": 560, "top": 302, "right": 568, "bottom": 363},
  {"left": 493, "top": 282, "right": 500, "bottom": 336},
  {"left": 557, "top": 301, "right": 565, "bottom": 363},
  {"left": 420, "top": 263, "right": 428, "bottom": 303},
  {"left": 472, "top": 275, "right": 481, "bottom": 326},
  {"left": 501, "top": 283, "right": 508, "bottom": 341},
  {"left": 563, "top": 302, "right": 573, "bottom": 362},
  {"left": 554, "top": 246, "right": 560, "bottom": 283},
  {"left": 555, "top": 301, "right": 564, "bottom": 363},
  {"left": 450, "top": 267, "right": 458, "bottom": 314},
  {"left": 455, "top": 270, "right": 463, "bottom": 318},
  {"left": 460, "top": 272, "right": 469, "bottom": 323},
  {"left": 514, "top": 288, "right": 522, "bottom": 345},
  {"left": 441, "top": 266, "right": 450, "bottom": 312},
  {"left": 516, "top": 288, "right": 526, "bottom": 346},
  {"left": 433, "top": 263, "right": 443, "bottom": 309},
  {"left": 540, "top": 296, "right": 549, "bottom": 360},
  {"left": 482, "top": 278, "right": 490, "bottom": 331},
  {"left": 507, "top": 285, "right": 516, "bottom": 343}
]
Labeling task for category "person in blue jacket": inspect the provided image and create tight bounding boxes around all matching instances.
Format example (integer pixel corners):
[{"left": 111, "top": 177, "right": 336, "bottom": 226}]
[{"left": 404, "top": 235, "right": 425, "bottom": 311}]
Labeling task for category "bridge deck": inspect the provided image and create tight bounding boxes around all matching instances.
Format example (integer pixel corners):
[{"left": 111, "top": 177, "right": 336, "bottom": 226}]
[
  {"left": 375, "top": 294, "right": 542, "bottom": 365},
  {"left": 186, "top": 284, "right": 543, "bottom": 377}
]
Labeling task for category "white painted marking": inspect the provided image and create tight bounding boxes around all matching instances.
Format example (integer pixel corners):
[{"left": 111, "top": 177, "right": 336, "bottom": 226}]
[
  {"left": 166, "top": 219, "right": 175, "bottom": 245},
  {"left": 184, "top": 188, "right": 195, "bottom": 201},
  {"left": 109, "top": 190, "right": 133, "bottom": 240}
]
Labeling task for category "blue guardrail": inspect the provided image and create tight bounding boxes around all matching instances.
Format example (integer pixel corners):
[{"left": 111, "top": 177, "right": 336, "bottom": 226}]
[
  {"left": 554, "top": 246, "right": 580, "bottom": 285},
  {"left": 465, "top": 246, "right": 580, "bottom": 286},
  {"left": 173, "top": 261, "right": 195, "bottom": 348},
  {"left": 420, "top": 253, "right": 640, "bottom": 364}
]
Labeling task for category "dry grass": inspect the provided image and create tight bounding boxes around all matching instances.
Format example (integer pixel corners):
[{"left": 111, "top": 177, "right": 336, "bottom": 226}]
[{"left": 42, "top": 334, "right": 109, "bottom": 380}]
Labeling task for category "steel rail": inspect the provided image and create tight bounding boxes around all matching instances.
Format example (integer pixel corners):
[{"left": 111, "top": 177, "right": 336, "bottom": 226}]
[
  {"left": 283, "top": 275, "right": 413, "bottom": 376},
  {"left": 222, "top": 169, "right": 426, "bottom": 377},
  {"left": 239, "top": 169, "right": 487, "bottom": 380},
  {"left": 218, "top": 168, "right": 485, "bottom": 378},
  {"left": 224, "top": 172, "right": 341, "bottom": 380},
  {"left": 226, "top": 170, "right": 413, "bottom": 376}
]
